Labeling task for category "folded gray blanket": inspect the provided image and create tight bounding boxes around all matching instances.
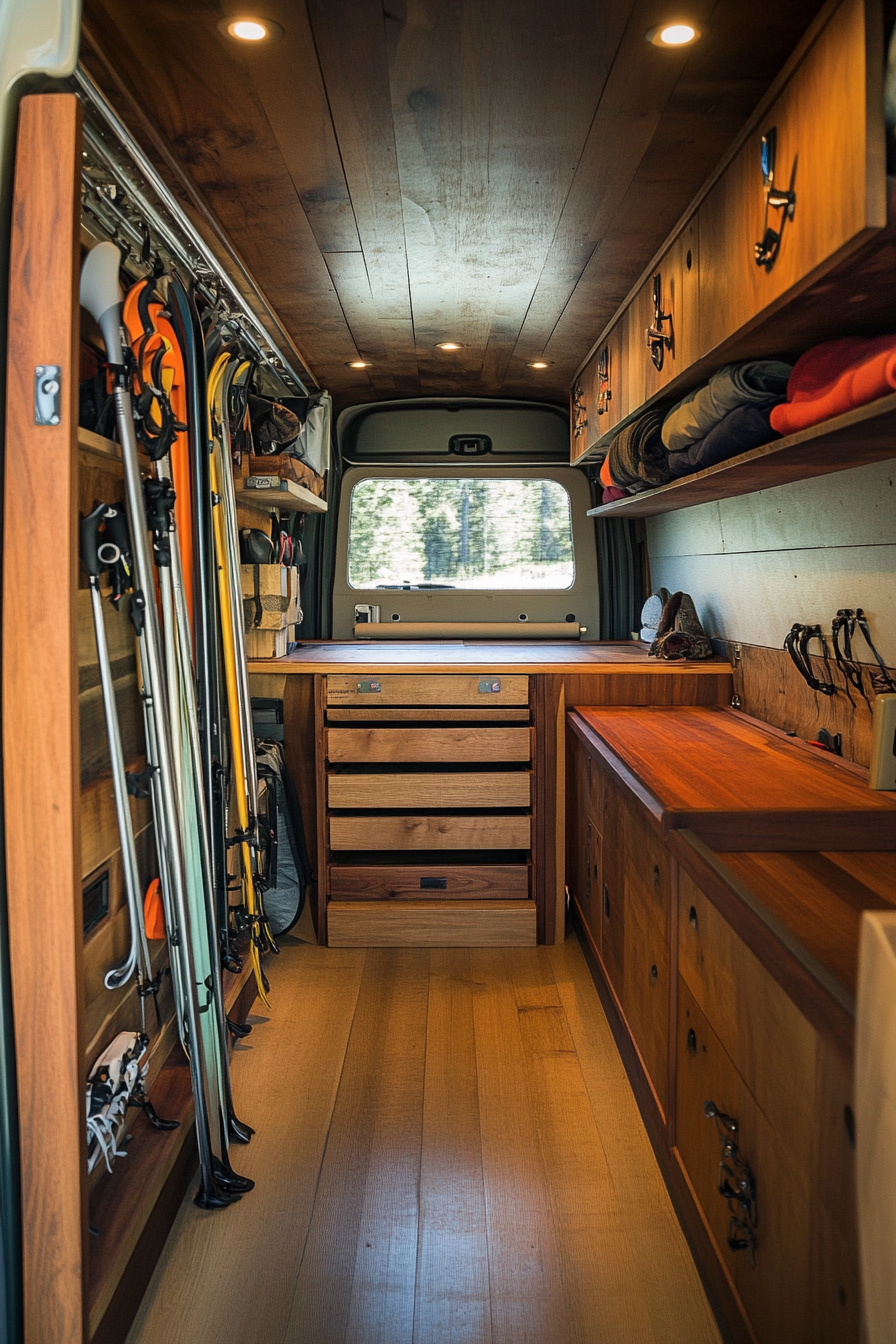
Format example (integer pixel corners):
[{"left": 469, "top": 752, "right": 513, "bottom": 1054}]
[
  {"left": 608, "top": 409, "right": 670, "bottom": 489},
  {"left": 662, "top": 360, "right": 792, "bottom": 453}
]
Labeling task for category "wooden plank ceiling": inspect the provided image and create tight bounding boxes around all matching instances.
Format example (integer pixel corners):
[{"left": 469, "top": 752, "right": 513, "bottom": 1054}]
[{"left": 81, "top": 0, "right": 824, "bottom": 409}]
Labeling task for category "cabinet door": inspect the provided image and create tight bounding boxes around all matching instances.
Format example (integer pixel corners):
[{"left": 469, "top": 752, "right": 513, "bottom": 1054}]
[
  {"left": 811, "top": 1041, "right": 861, "bottom": 1344},
  {"left": 677, "top": 981, "right": 814, "bottom": 1344},
  {"left": 698, "top": 0, "right": 884, "bottom": 357},
  {"left": 600, "top": 782, "right": 625, "bottom": 994},
  {"left": 570, "top": 353, "right": 599, "bottom": 462},
  {"left": 622, "top": 801, "right": 671, "bottom": 1113}
]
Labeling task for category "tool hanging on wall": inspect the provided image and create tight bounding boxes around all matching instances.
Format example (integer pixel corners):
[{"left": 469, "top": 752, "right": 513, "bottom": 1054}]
[
  {"left": 783, "top": 623, "right": 837, "bottom": 696},
  {"left": 80, "top": 241, "right": 252, "bottom": 1208},
  {"left": 78, "top": 501, "right": 159, "bottom": 1028}
]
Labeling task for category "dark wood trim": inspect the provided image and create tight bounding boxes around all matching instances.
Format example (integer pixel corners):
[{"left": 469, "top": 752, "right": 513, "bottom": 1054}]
[
  {"left": 567, "top": 710, "right": 666, "bottom": 827},
  {"left": 3, "top": 93, "right": 85, "bottom": 1344},
  {"left": 314, "top": 673, "right": 328, "bottom": 944},
  {"left": 570, "top": 908, "right": 754, "bottom": 1344}
]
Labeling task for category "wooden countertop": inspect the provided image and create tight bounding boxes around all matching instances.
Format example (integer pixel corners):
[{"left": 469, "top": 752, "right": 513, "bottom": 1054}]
[
  {"left": 668, "top": 831, "right": 896, "bottom": 1053},
  {"left": 569, "top": 704, "right": 896, "bottom": 850},
  {"left": 248, "top": 640, "right": 733, "bottom": 676}
]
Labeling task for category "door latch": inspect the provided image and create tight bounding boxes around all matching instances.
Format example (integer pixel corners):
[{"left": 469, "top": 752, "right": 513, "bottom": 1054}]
[{"left": 34, "top": 365, "right": 62, "bottom": 426}]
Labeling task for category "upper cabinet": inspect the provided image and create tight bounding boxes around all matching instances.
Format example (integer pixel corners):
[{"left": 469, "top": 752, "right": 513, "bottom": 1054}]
[{"left": 571, "top": 0, "right": 887, "bottom": 466}]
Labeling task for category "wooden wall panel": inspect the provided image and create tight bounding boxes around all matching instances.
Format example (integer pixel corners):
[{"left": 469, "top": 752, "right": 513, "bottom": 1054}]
[{"left": 2, "top": 94, "right": 85, "bottom": 1344}]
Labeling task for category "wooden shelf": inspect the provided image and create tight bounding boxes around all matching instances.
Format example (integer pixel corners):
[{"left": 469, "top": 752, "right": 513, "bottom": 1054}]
[
  {"left": 238, "top": 477, "right": 327, "bottom": 513},
  {"left": 78, "top": 426, "right": 151, "bottom": 468},
  {"left": 586, "top": 392, "right": 896, "bottom": 518}
]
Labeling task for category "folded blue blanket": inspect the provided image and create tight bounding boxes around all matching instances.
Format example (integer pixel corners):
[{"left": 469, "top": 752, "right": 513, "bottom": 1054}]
[
  {"left": 668, "top": 403, "right": 781, "bottom": 478},
  {"left": 662, "top": 360, "right": 791, "bottom": 453}
]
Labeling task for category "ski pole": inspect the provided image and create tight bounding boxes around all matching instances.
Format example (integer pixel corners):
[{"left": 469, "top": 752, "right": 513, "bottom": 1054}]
[
  {"left": 80, "top": 241, "right": 237, "bottom": 1210},
  {"left": 78, "top": 501, "right": 155, "bottom": 1018}
]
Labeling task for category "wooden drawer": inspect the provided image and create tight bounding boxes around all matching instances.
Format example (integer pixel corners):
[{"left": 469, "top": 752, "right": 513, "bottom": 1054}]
[
  {"left": 326, "top": 726, "right": 531, "bottom": 763},
  {"left": 678, "top": 870, "right": 817, "bottom": 1146},
  {"left": 677, "top": 979, "right": 813, "bottom": 1343},
  {"left": 622, "top": 799, "right": 670, "bottom": 1114},
  {"left": 329, "top": 864, "right": 529, "bottom": 900},
  {"left": 327, "top": 771, "right": 531, "bottom": 810},
  {"left": 698, "top": 0, "right": 883, "bottom": 357},
  {"left": 326, "top": 674, "right": 529, "bottom": 707},
  {"left": 327, "top": 900, "right": 537, "bottom": 947},
  {"left": 329, "top": 814, "right": 531, "bottom": 851},
  {"left": 600, "top": 781, "right": 625, "bottom": 993}
]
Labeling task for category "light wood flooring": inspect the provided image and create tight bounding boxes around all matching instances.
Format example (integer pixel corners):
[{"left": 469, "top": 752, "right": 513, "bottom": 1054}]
[{"left": 126, "top": 926, "right": 721, "bottom": 1344}]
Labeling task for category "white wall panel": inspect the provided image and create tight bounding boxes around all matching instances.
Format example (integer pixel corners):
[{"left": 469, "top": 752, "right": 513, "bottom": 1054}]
[{"left": 646, "top": 461, "right": 896, "bottom": 662}]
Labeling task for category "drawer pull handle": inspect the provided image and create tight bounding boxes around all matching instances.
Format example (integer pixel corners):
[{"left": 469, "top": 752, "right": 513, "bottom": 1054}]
[
  {"left": 603, "top": 885, "right": 611, "bottom": 920},
  {"left": 844, "top": 1104, "right": 856, "bottom": 1150},
  {"left": 689, "top": 905, "right": 698, "bottom": 930},
  {"left": 704, "top": 1101, "right": 758, "bottom": 1267},
  {"left": 686, "top": 1028, "right": 697, "bottom": 1055},
  {"left": 652, "top": 864, "right": 660, "bottom": 888},
  {"left": 420, "top": 876, "right": 448, "bottom": 890},
  {"left": 649, "top": 963, "right": 658, "bottom": 985}
]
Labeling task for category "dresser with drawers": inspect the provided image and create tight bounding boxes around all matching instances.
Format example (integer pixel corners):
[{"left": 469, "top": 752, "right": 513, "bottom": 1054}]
[{"left": 320, "top": 672, "right": 537, "bottom": 946}]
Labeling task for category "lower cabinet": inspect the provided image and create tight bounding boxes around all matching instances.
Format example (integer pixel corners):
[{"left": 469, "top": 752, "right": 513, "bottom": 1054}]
[{"left": 565, "top": 726, "right": 860, "bottom": 1344}]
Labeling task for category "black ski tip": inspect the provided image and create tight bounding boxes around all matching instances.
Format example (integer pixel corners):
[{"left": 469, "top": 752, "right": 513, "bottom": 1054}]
[
  {"left": 227, "top": 1016, "right": 252, "bottom": 1038},
  {"left": 212, "top": 1160, "right": 255, "bottom": 1195},
  {"left": 228, "top": 1114, "right": 256, "bottom": 1144}
]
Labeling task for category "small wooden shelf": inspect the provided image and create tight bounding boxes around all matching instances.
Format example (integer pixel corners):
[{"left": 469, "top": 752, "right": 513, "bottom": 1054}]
[
  {"left": 238, "top": 477, "right": 327, "bottom": 513},
  {"left": 78, "top": 426, "right": 151, "bottom": 468},
  {"left": 586, "top": 391, "right": 896, "bottom": 518}
]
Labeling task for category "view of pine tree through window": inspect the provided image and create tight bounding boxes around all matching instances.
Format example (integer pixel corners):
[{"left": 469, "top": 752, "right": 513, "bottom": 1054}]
[{"left": 348, "top": 477, "right": 575, "bottom": 589}]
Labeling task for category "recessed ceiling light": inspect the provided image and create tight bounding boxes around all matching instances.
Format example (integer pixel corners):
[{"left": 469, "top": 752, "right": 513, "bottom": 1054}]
[
  {"left": 646, "top": 21, "right": 702, "bottom": 47},
  {"left": 526, "top": 360, "right": 553, "bottom": 369},
  {"left": 436, "top": 341, "right": 464, "bottom": 351},
  {"left": 218, "top": 16, "right": 285, "bottom": 43},
  {"left": 345, "top": 359, "right": 372, "bottom": 369}
]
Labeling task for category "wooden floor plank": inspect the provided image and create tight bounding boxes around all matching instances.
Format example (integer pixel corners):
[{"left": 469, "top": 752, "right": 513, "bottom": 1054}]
[
  {"left": 124, "top": 939, "right": 367, "bottom": 1344},
  {"left": 413, "top": 950, "right": 492, "bottom": 1344},
  {"left": 126, "top": 934, "right": 720, "bottom": 1344},
  {"left": 509, "top": 947, "right": 664, "bottom": 1343},
  {"left": 469, "top": 949, "right": 572, "bottom": 1344},
  {"left": 283, "top": 947, "right": 429, "bottom": 1344},
  {"left": 548, "top": 934, "right": 722, "bottom": 1344}
]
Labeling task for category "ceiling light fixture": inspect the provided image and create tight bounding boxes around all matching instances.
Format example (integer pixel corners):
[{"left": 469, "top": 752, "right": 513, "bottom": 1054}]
[
  {"left": 345, "top": 359, "right": 372, "bottom": 369},
  {"left": 218, "top": 16, "right": 285, "bottom": 43},
  {"left": 526, "top": 360, "right": 553, "bottom": 369},
  {"left": 436, "top": 341, "right": 464, "bottom": 351},
  {"left": 646, "top": 21, "right": 702, "bottom": 47}
]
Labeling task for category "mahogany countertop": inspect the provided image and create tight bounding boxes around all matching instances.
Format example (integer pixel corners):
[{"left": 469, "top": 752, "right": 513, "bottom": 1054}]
[
  {"left": 247, "top": 640, "right": 733, "bottom": 677},
  {"left": 569, "top": 704, "right": 896, "bottom": 850}
]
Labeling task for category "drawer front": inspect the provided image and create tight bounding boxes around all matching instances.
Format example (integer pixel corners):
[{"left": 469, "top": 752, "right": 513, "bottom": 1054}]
[
  {"left": 622, "top": 865, "right": 669, "bottom": 1115},
  {"left": 678, "top": 871, "right": 817, "bottom": 1147},
  {"left": 326, "top": 674, "right": 529, "bottom": 706},
  {"left": 327, "top": 726, "right": 531, "bottom": 763},
  {"left": 327, "top": 771, "right": 531, "bottom": 810},
  {"left": 677, "top": 979, "right": 813, "bottom": 1344},
  {"left": 329, "top": 814, "right": 531, "bottom": 851},
  {"left": 327, "top": 900, "right": 537, "bottom": 947},
  {"left": 600, "top": 782, "right": 625, "bottom": 993},
  {"left": 329, "top": 864, "right": 529, "bottom": 901}
]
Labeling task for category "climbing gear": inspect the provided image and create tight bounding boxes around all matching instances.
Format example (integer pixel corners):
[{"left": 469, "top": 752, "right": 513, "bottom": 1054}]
[
  {"left": 784, "top": 623, "right": 837, "bottom": 696},
  {"left": 832, "top": 609, "right": 896, "bottom": 706}
]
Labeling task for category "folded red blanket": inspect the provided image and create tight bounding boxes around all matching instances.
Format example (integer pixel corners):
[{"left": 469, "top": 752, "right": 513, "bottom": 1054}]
[
  {"left": 602, "top": 485, "right": 628, "bottom": 502},
  {"left": 770, "top": 334, "right": 896, "bottom": 435}
]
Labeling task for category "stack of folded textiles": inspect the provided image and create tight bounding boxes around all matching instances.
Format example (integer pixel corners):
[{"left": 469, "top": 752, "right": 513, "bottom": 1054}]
[
  {"left": 599, "top": 408, "right": 670, "bottom": 499},
  {"left": 769, "top": 334, "right": 896, "bottom": 435},
  {"left": 662, "top": 359, "right": 791, "bottom": 478}
]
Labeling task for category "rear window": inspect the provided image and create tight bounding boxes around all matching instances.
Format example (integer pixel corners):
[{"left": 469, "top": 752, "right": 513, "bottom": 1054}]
[{"left": 347, "top": 477, "right": 575, "bottom": 590}]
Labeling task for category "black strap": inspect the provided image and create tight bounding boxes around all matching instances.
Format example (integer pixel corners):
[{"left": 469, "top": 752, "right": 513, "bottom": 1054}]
[
  {"left": 253, "top": 564, "right": 262, "bottom": 628},
  {"left": 855, "top": 609, "right": 896, "bottom": 695},
  {"left": 831, "top": 609, "right": 865, "bottom": 707},
  {"left": 784, "top": 623, "right": 836, "bottom": 695}
]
